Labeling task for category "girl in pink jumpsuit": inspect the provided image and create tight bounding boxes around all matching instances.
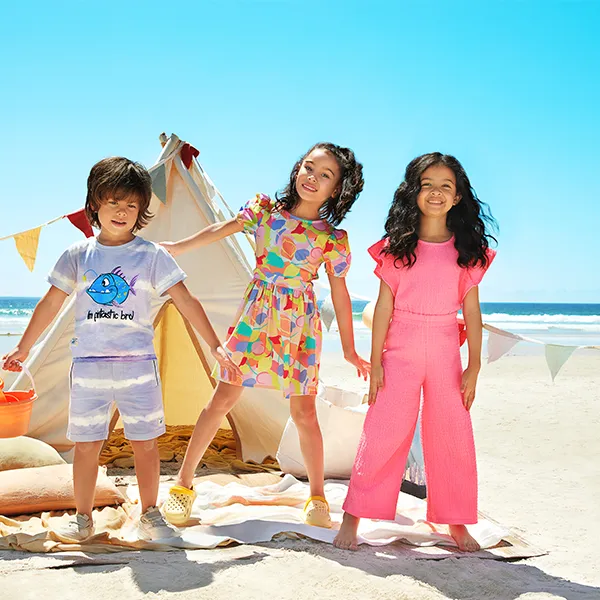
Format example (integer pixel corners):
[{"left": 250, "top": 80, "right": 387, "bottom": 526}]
[{"left": 334, "top": 153, "right": 497, "bottom": 552}]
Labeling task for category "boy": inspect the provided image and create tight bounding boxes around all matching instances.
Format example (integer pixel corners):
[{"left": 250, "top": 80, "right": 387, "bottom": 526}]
[{"left": 3, "top": 157, "right": 239, "bottom": 541}]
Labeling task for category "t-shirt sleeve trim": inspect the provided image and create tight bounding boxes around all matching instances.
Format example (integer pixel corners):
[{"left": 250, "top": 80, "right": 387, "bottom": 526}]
[
  {"left": 155, "top": 271, "right": 187, "bottom": 297},
  {"left": 47, "top": 272, "right": 75, "bottom": 295}
]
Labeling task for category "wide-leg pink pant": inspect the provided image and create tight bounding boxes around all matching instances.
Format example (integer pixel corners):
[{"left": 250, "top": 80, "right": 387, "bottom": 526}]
[{"left": 343, "top": 313, "right": 478, "bottom": 524}]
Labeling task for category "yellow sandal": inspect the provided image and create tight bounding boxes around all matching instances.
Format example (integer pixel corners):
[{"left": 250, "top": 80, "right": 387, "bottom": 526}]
[
  {"left": 162, "top": 485, "right": 197, "bottom": 526},
  {"left": 303, "top": 496, "right": 332, "bottom": 528}
]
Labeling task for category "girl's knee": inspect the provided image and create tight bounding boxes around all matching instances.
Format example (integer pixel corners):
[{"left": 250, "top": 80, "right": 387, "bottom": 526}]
[
  {"left": 207, "top": 383, "right": 242, "bottom": 414},
  {"left": 290, "top": 403, "right": 318, "bottom": 428}
]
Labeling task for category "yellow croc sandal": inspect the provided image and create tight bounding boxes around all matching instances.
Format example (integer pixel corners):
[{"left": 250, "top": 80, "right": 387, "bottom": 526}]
[
  {"left": 303, "top": 496, "right": 332, "bottom": 528},
  {"left": 162, "top": 485, "right": 197, "bottom": 526}
]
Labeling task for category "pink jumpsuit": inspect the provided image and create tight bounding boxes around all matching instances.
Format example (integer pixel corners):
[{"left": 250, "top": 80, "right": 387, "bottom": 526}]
[{"left": 343, "top": 237, "right": 495, "bottom": 525}]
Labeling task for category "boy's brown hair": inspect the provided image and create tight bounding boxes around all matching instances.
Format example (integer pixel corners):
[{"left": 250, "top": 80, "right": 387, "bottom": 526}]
[{"left": 85, "top": 157, "right": 153, "bottom": 232}]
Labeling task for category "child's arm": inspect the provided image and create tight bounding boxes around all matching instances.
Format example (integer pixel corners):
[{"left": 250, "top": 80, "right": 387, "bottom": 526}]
[
  {"left": 328, "top": 274, "right": 370, "bottom": 380},
  {"left": 162, "top": 219, "right": 244, "bottom": 257},
  {"left": 2, "top": 286, "right": 68, "bottom": 370},
  {"left": 461, "top": 286, "right": 483, "bottom": 411},
  {"left": 166, "top": 281, "right": 242, "bottom": 375},
  {"left": 368, "top": 281, "right": 394, "bottom": 405}
]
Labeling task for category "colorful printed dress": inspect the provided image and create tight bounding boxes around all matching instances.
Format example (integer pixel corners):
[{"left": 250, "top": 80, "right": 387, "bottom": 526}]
[{"left": 216, "top": 194, "right": 351, "bottom": 397}]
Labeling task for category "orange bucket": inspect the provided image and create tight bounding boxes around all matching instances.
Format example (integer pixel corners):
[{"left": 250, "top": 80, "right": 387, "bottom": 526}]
[{"left": 0, "top": 365, "right": 37, "bottom": 438}]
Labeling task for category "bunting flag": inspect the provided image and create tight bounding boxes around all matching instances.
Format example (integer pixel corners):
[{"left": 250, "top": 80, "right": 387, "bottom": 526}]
[
  {"left": 151, "top": 163, "right": 168, "bottom": 204},
  {"left": 1, "top": 210, "right": 93, "bottom": 271},
  {"left": 321, "top": 294, "right": 336, "bottom": 331},
  {"left": 67, "top": 209, "right": 94, "bottom": 238},
  {"left": 545, "top": 344, "right": 577, "bottom": 382},
  {"left": 486, "top": 326, "right": 522, "bottom": 363},
  {"left": 181, "top": 142, "right": 200, "bottom": 169},
  {"left": 13, "top": 227, "right": 42, "bottom": 272}
]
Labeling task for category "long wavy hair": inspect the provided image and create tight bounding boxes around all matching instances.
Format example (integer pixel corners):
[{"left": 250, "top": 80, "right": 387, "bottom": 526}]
[
  {"left": 383, "top": 153, "right": 497, "bottom": 268},
  {"left": 275, "top": 142, "right": 364, "bottom": 227}
]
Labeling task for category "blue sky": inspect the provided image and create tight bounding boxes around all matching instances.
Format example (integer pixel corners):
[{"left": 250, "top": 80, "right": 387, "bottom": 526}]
[{"left": 1, "top": 1, "right": 599, "bottom": 302}]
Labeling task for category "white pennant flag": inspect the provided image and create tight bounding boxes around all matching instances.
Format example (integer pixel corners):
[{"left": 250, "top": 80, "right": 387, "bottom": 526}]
[
  {"left": 321, "top": 294, "right": 336, "bottom": 331},
  {"left": 544, "top": 344, "right": 577, "bottom": 382},
  {"left": 151, "top": 162, "right": 168, "bottom": 204},
  {"left": 487, "top": 328, "right": 521, "bottom": 363}
]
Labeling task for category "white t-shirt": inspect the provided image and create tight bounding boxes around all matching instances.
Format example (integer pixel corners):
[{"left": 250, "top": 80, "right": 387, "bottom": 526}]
[{"left": 48, "top": 236, "right": 186, "bottom": 360}]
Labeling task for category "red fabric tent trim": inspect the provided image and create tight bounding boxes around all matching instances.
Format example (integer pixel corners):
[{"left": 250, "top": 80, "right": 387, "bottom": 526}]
[{"left": 180, "top": 143, "right": 200, "bottom": 169}]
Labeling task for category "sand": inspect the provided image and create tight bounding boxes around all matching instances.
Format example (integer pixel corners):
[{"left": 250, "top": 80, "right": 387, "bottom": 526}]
[{"left": 1, "top": 352, "right": 599, "bottom": 599}]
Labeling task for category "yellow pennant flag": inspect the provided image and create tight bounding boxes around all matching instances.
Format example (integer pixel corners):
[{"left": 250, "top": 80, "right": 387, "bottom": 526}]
[{"left": 13, "top": 226, "right": 42, "bottom": 272}]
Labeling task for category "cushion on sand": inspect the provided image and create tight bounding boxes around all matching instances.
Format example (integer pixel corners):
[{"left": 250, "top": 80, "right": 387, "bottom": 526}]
[
  {"left": 0, "top": 463, "right": 125, "bottom": 516},
  {"left": 0, "top": 436, "right": 66, "bottom": 472},
  {"left": 277, "top": 384, "right": 367, "bottom": 479}
]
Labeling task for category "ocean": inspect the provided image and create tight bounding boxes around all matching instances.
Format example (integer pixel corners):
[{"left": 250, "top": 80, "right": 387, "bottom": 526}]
[{"left": 1, "top": 297, "right": 599, "bottom": 357}]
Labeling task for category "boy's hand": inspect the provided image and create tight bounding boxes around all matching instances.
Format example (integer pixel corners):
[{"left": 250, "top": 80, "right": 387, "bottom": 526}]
[
  {"left": 211, "top": 345, "right": 242, "bottom": 377},
  {"left": 461, "top": 366, "right": 480, "bottom": 411},
  {"left": 344, "top": 351, "right": 370, "bottom": 380},
  {"left": 368, "top": 364, "right": 384, "bottom": 405},
  {"left": 160, "top": 241, "right": 179, "bottom": 257},
  {"left": 2, "top": 348, "right": 28, "bottom": 372}
]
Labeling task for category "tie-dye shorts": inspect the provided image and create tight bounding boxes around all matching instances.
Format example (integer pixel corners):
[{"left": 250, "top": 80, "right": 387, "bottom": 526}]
[{"left": 68, "top": 359, "right": 165, "bottom": 442}]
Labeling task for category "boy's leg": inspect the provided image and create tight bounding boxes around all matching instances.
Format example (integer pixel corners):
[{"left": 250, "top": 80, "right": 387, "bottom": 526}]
[
  {"left": 114, "top": 360, "right": 176, "bottom": 539},
  {"left": 130, "top": 439, "right": 160, "bottom": 513},
  {"left": 176, "top": 381, "right": 244, "bottom": 489},
  {"left": 73, "top": 441, "right": 104, "bottom": 517},
  {"left": 68, "top": 361, "right": 114, "bottom": 517},
  {"left": 53, "top": 361, "right": 113, "bottom": 542}
]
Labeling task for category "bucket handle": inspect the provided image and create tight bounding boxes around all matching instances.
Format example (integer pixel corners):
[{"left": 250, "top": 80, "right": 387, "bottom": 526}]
[{"left": 3, "top": 363, "right": 36, "bottom": 394}]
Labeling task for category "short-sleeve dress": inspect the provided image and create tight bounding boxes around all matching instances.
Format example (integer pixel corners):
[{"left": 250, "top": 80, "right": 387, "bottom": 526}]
[{"left": 216, "top": 194, "right": 351, "bottom": 397}]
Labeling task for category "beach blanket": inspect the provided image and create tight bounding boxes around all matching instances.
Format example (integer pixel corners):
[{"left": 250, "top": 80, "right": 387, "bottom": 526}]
[{"left": 0, "top": 474, "right": 544, "bottom": 559}]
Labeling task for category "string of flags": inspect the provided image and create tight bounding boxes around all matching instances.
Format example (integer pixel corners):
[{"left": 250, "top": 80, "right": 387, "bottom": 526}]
[
  {"left": 0, "top": 142, "right": 200, "bottom": 272},
  {"left": 0, "top": 209, "right": 94, "bottom": 272},
  {"left": 484, "top": 324, "right": 599, "bottom": 381},
  {"left": 321, "top": 298, "right": 599, "bottom": 382}
]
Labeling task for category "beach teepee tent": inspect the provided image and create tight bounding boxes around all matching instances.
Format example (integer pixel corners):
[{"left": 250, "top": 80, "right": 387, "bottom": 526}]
[{"left": 10, "top": 134, "right": 289, "bottom": 462}]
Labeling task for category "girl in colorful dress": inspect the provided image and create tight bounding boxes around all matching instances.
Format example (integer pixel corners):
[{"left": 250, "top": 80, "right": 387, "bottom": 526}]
[
  {"left": 162, "top": 142, "right": 369, "bottom": 528},
  {"left": 334, "top": 153, "right": 497, "bottom": 552}
]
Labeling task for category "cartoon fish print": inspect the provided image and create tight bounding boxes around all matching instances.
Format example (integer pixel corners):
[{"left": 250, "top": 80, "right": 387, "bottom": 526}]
[{"left": 86, "top": 267, "right": 138, "bottom": 306}]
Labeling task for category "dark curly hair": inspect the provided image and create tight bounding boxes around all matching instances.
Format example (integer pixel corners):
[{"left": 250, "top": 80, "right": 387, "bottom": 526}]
[
  {"left": 275, "top": 142, "right": 364, "bottom": 226},
  {"left": 85, "top": 157, "right": 153, "bottom": 232},
  {"left": 383, "top": 153, "right": 497, "bottom": 268}
]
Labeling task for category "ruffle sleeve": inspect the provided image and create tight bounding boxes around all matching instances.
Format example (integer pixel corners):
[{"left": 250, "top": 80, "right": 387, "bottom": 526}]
[
  {"left": 368, "top": 238, "right": 401, "bottom": 295},
  {"left": 460, "top": 248, "right": 497, "bottom": 302}
]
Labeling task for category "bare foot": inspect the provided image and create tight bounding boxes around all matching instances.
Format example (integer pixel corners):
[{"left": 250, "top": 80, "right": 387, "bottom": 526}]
[
  {"left": 449, "top": 524, "right": 480, "bottom": 552},
  {"left": 333, "top": 512, "right": 360, "bottom": 550}
]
